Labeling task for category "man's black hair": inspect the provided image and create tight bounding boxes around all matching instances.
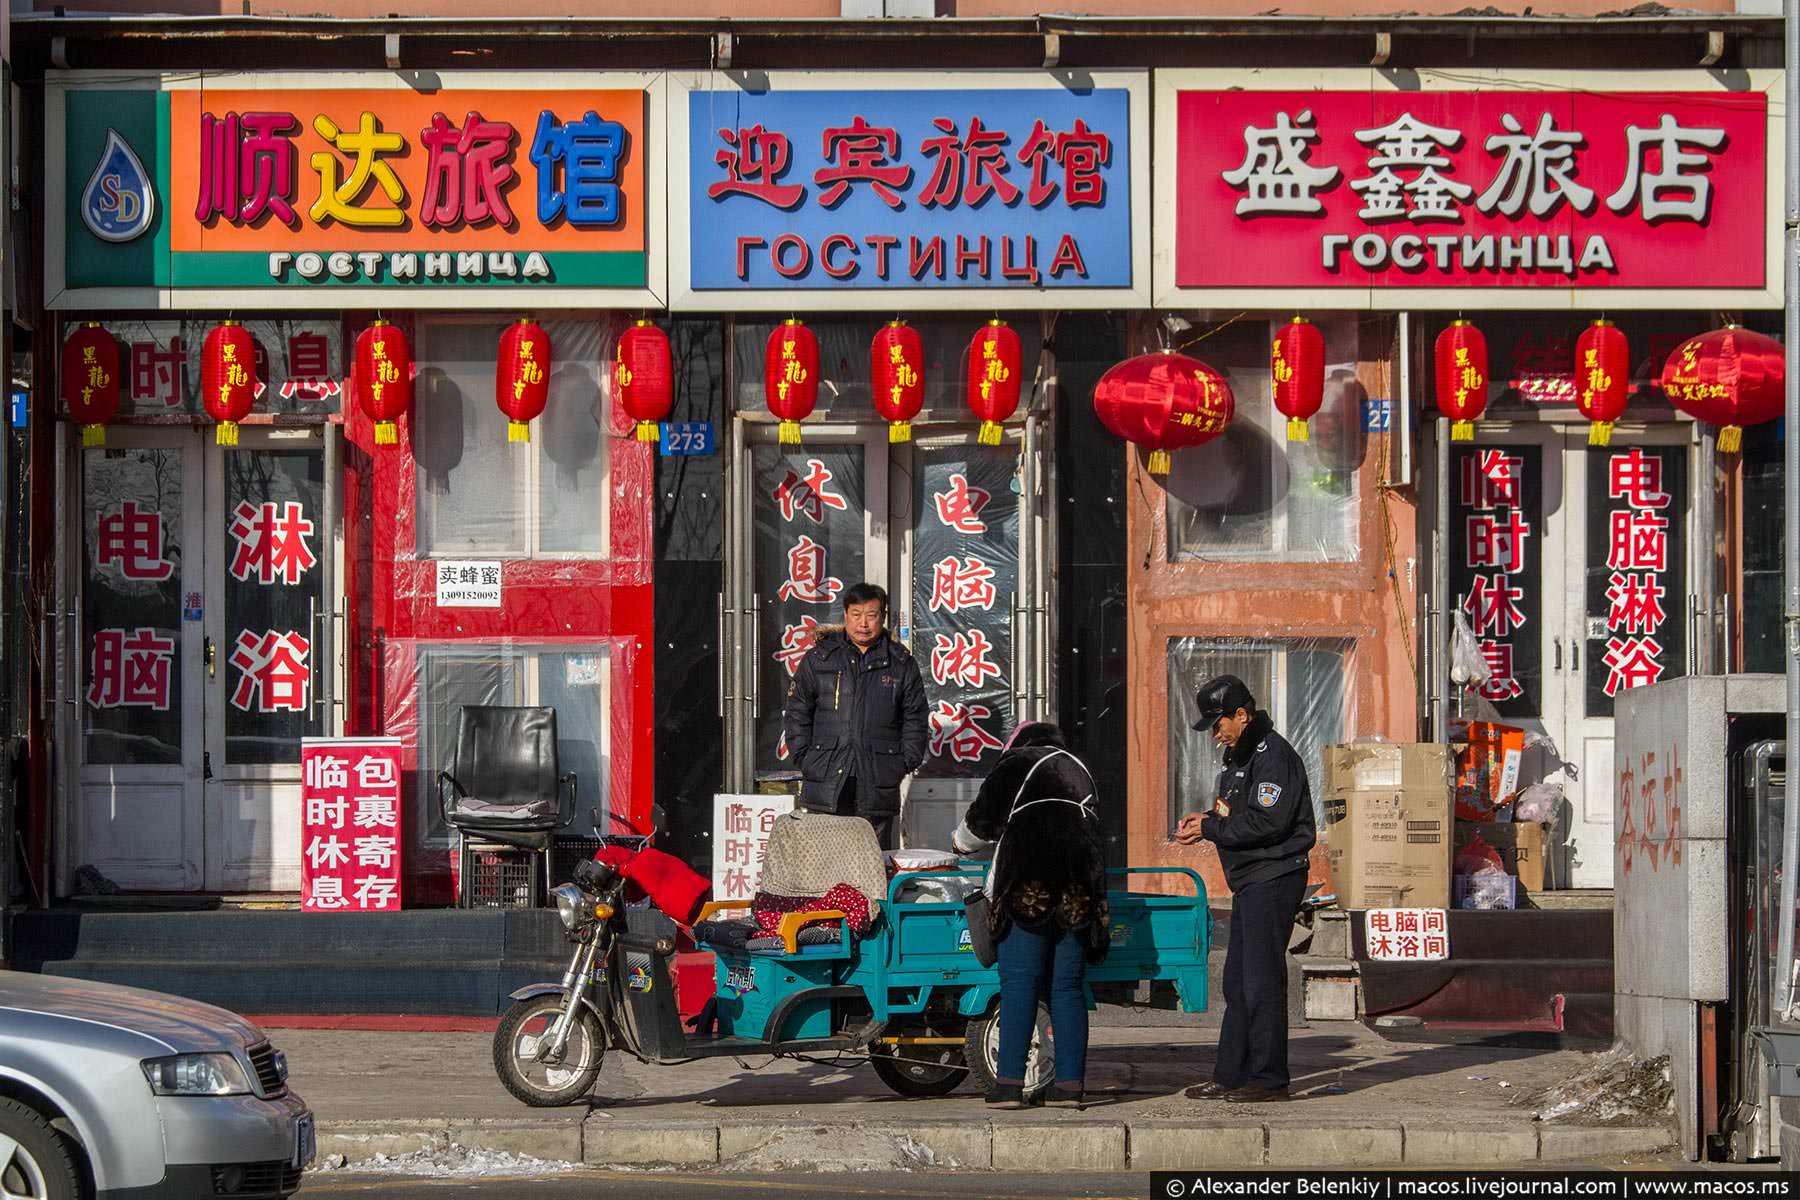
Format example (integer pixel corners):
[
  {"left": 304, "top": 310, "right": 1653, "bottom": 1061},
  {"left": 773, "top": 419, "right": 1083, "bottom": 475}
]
[{"left": 843, "top": 582, "right": 889, "bottom": 614}]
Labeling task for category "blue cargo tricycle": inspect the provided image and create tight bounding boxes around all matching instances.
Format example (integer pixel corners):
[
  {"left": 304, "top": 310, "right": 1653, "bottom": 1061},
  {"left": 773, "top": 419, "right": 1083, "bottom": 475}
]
[{"left": 494, "top": 856, "right": 1210, "bottom": 1107}]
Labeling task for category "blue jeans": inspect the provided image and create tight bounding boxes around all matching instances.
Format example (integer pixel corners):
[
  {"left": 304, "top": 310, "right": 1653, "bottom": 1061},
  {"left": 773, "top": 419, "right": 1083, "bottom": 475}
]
[{"left": 994, "top": 918, "right": 1088, "bottom": 1086}]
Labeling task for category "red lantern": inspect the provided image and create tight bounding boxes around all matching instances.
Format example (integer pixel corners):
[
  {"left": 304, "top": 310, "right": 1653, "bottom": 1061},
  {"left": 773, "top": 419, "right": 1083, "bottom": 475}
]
[
  {"left": 497, "top": 319, "right": 552, "bottom": 443},
  {"left": 353, "top": 320, "right": 412, "bottom": 447},
  {"left": 1575, "top": 320, "right": 1630, "bottom": 447},
  {"left": 62, "top": 322, "right": 120, "bottom": 447},
  {"left": 1271, "top": 316, "right": 1325, "bottom": 442},
  {"left": 202, "top": 320, "right": 257, "bottom": 446},
  {"left": 870, "top": 321, "right": 924, "bottom": 443},
  {"left": 616, "top": 320, "right": 674, "bottom": 442},
  {"left": 1660, "top": 325, "right": 1785, "bottom": 454},
  {"left": 1092, "top": 351, "right": 1235, "bottom": 475},
  {"left": 765, "top": 319, "right": 819, "bottom": 445},
  {"left": 966, "top": 320, "right": 1022, "bottom": 445},
  {"left": 1434, "top": 320, "right": 1489, "bottom": 442}
]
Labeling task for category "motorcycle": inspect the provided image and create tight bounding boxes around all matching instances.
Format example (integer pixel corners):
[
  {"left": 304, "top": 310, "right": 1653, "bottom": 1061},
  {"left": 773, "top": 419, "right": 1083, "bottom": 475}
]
[{"left": 493, "top": 817, "right": 1214, "bottom": 1108}]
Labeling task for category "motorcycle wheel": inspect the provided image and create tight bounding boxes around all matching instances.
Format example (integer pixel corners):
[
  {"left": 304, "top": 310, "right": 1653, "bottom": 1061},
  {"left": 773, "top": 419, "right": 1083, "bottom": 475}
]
[
  {"left": 870, "top": 1044, "right": 969, "bottom": 1097},
  {"left": 962, "top": 1005, "right": 1057, "bottom": 1102},
  {"left": 493, "top": 994, "right": 606, "bottom": 1107}
]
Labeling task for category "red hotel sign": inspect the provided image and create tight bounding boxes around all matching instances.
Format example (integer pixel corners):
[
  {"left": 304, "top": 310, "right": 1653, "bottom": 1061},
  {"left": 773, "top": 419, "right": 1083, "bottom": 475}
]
[{"left": 1171, "top": 85, "right": 1771, "bottom": 299}]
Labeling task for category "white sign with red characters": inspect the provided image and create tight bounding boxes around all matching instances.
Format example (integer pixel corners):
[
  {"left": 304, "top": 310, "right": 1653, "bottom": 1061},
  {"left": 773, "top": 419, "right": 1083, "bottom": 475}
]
[
  {"left": 1363, "top": 908, "right": 1451, "bottom": 962},
  {"left": 301, "top": 738, "right": 403, "bottom": 912},
  {"left": 710, "top": 793, "right": 794, "bottom": 903}
]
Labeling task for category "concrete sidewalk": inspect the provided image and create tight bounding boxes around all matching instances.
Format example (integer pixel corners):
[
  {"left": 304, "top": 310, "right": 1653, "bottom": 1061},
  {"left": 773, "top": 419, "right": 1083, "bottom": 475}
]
[{"left": 282, "top": 1020, "right": 1676, "bottom": 1171}]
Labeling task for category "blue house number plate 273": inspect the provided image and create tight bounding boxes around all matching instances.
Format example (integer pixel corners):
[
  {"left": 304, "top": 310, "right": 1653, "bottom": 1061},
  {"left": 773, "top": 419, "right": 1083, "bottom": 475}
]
[{"left": 660, "top": 422, "right": 715, "bottom": 456}]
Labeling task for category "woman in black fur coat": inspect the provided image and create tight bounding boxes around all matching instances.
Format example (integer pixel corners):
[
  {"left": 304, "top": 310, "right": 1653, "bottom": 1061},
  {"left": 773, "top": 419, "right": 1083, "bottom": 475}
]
[{"left": 953, "top": 721, "right": 1108, "bottom": 1110}]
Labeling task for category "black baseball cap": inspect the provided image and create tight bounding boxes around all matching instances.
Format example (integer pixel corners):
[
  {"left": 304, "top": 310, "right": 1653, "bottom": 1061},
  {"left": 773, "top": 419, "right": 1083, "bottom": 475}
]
[{"left": 1193, "top": 675, "right": 1256, "bottom": 731}]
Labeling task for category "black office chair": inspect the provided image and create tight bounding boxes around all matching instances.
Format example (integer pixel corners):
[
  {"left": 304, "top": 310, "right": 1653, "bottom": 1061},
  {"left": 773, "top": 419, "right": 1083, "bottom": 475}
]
[{"left": 437, "top": 705, "right": 576, "bottom": 908}]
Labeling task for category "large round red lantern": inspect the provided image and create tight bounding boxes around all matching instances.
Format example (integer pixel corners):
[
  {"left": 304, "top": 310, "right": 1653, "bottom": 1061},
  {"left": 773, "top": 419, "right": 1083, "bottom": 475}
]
[
  {"left": 62, "top": 322, "right": 120, "bottom": 447},
  {"left": 766, "top": 319, "right": 819, "bottom": 445},
  {"left": 616, "top": 320, "right": 674, "bottom": 442},
  {"left": 1660, "top": 325, "right": 1785, "bottom": 454},
  {"left": 871, "top": 321, "right": 924, "bottom": 443},
  {"left": 1575, "top": 320, "right": 1630, "bottom": 447},
  {"left": 1434, "top": 320, "right": 1489, "bottom": 442},
  {"left": 353, "top": 320, "right": 412, "bottom": 447},
  {"left": 497, "top": 319, "right": 552, "bottom": 443},
  {"left": 1271, "top": 316, "right": 1325, "bottom": 443},
  {"left": 967, "top": 320, "right": 1022, "bottom": 445},
  {"left": 202, "top": 320, "right": 257, "bottom": 446},
  {"left": 1092, "top": 351, "right": 1235, "bottom": 476}
]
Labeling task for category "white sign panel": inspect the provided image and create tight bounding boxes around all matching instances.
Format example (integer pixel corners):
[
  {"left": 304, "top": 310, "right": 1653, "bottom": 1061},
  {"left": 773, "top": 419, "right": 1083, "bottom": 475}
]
[
  {"left": 1364, "top": 908, "right": 1450, "bottom": 962},
  {"left": 711, "top": 792, "right": 795, "bottom": 902},
  {"left": 435, "top": 560, "right": 502, "bottom": 608}
]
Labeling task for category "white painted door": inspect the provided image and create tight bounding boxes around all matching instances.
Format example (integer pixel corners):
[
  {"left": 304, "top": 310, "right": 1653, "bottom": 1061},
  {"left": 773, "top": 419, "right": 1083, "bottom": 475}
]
[
  {"left": 204, "top": 426, "right": 331, "bottom": 892},
  {"left": 1554, "top": 430, "right": 1691, "bottom": 888},
  {"left": 75, "top": 431, "right": 205, "bottom": 890},
  {"left": 75, "top": 426, "right": 331, "bottom": 892}
]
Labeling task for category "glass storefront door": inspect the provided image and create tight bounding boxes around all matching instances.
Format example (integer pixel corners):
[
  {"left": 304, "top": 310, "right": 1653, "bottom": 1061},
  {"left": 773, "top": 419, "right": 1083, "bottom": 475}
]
[{"left": 69, "top": 426, "right": 332, "bottom": 892}]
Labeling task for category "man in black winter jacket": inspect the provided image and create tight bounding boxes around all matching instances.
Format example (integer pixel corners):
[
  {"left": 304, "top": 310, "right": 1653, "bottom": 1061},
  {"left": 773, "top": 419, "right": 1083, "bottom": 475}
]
[
  {"left": 1175, "top": 674, "right": 1316, "bottom": 1103},
  {"left": 782, "top": 582, "right": 929, "bottom": 850}
]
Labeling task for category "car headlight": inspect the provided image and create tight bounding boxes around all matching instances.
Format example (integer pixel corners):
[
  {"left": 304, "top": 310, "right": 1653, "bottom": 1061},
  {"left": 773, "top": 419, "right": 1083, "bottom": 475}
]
[
  {"left": 141, "top": 1053, "right": 252, "bottom": 1096},
  {"left": 552, "top": 883, "right": 590, "bottom": 931}
]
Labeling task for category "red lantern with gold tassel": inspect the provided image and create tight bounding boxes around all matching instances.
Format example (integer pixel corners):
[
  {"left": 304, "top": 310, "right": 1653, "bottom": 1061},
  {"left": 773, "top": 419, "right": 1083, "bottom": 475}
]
[
  {"left": 62, "top": 322, "right": 120, "bottom": 447},
  {"left": 966, "top": 320, "right": 1021, "bottom": 445},
  {"left": 1092, "top": 351, "right": 1235, "bottom": 476},
  {"left": 616, "top": 320, "right": 673, "bottom": 442},
  {"left": 202, "top": 320, "right": 257, "bottom": 446},
  {"left": 870, "top": 321, "right": 924, "bottom": 443},
  {"left": 1434, "top": 320, "right": 1489, "bottom": 442},
  {"left": 1659, "top": 325, "right": 1785, "bottom": 454},
  {"left": 1575, "top": 320, "right": 1630, "bottom": 447},
  {"left": 497, "top": 319, "right": 551, "bottom": 443},
  {"left": 765, "top": 319, "right": 819, "bottom": 445},
  {"left": 1271, "top": 316, "right": 1325, "bottom": 442},
  {"left": 353, "top": 320, "right": 412, "bottom": 446}
]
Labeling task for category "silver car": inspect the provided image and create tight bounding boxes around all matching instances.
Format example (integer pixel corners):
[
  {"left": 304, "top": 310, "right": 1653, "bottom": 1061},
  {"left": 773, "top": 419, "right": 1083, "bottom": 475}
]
[{"left": 0, "top": 972, "right": 312, "bottom": 1199}]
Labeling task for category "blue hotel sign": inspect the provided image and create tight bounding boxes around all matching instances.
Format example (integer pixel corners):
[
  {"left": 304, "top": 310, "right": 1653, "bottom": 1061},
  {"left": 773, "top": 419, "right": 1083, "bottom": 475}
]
[{"left": 674, "top": 73, "right": 1147, "bottom": 310}]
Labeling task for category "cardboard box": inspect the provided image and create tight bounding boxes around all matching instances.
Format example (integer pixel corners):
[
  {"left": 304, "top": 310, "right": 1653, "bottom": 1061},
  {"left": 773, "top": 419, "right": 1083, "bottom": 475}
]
[
  {"left": 1325, "top": 786, "right": 1451, "bottom": 910},
  {"left": 1323, "top": 743, "right": 1453, "bottom": 797},
  {"left": 1454, "top": 722, "right": 1525, "bottom": 821},
  {"left": 1455, "top": 820, "right": 1551, "bottom": 892}
]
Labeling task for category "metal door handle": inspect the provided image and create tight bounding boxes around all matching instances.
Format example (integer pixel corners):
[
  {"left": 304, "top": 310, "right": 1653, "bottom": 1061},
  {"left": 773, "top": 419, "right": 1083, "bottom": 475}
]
[
  {"left": 1553, "top": 637, "right": 1562, "bottom": 671},
  {"left": 204, "top": 635, "right": 216, "bottom": 678},
  {"left": 203, "top": 751, "right": 214, "bottom": 780},
  {"left": 1570, "top": 640, "right": 1579, "bottom": 673}
]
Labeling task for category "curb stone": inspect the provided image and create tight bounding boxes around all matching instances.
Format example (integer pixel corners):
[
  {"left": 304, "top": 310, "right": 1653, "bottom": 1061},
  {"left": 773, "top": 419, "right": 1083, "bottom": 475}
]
[
  {"left": 317, "top": 1120, "right": 582, "bottom": 1165},
  {"left": 1129, "top": 1120, "right": 1267, "bottom": 1169},
  {"left": 1403, "top": 1125, "right": 1540, "bottom": 1165},
  {"left": 316, "top": 1116, "right": 1678, "bottom": 1170},
  {"left": 1537, "top": 1124, "right": 1676, "bottom": 1161}
]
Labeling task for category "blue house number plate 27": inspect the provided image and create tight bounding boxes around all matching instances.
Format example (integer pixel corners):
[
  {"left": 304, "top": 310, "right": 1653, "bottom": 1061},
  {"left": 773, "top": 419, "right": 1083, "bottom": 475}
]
[{"left": 660, "top": 422, "right": 715, "bottom": 457}]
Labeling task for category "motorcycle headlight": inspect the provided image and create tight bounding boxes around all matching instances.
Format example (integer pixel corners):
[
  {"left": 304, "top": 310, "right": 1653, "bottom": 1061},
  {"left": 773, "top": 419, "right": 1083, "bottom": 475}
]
[
  {"left": 141, "top": 1053, "right": 252, "bottom": 1096},
  {"left": 552, "top": 883, "right": 590, "bottom": 931}
]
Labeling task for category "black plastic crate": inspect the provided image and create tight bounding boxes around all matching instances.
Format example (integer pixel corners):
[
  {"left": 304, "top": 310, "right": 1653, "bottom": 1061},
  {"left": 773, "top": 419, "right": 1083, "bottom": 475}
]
[{"left": 462, "top": 846, "right": 537, "bottom": 909}]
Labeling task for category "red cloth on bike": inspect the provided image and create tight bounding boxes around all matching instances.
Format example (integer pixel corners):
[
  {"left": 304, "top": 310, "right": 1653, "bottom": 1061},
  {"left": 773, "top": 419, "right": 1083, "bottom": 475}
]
[
  {"left": 591, "top": 845, "right": 711, "bottom": 926},
  {"left": 751, "top": 883, "right": 871, "bottom": 936}
]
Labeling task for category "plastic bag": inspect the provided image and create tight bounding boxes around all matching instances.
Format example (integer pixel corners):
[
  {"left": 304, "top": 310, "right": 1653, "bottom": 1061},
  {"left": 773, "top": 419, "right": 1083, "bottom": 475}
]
[
  {"left": 1450, "top": 609, "right": 1490, "bottom": 689},
  {"left": 1513, "top": 782, "right": 1562, "bottom": 825},
  {"left": 1455, "top": 834, "right": 1506, "bottom": 877}
]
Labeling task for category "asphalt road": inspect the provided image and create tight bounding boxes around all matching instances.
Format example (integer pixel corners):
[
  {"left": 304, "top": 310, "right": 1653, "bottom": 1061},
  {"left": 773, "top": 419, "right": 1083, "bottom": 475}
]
[{"left": 305, "top": 1170, "right": 1145, "bottom": 1198}]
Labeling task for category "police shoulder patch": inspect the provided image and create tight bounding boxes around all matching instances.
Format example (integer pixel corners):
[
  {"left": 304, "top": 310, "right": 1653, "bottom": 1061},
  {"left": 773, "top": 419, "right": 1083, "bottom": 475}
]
[{"left": 1256, "top": 781, "right": 1282, "bottom": 808}]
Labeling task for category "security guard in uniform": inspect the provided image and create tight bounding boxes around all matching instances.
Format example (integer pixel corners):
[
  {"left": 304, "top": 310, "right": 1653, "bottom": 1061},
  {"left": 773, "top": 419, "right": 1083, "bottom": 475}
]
[{"left": 1175, "top": 674, "right": 1316, "bottom": 1103}]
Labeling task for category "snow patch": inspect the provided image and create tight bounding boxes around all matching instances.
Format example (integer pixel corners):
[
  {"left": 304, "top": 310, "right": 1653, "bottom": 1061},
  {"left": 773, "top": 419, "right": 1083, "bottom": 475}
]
[
  {"left": 311, "top": 1139, "right": 579, "bottom": 1177},
  {"left": 1531, "top": 1047, "right": 1673, "bottom": 1124}
]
